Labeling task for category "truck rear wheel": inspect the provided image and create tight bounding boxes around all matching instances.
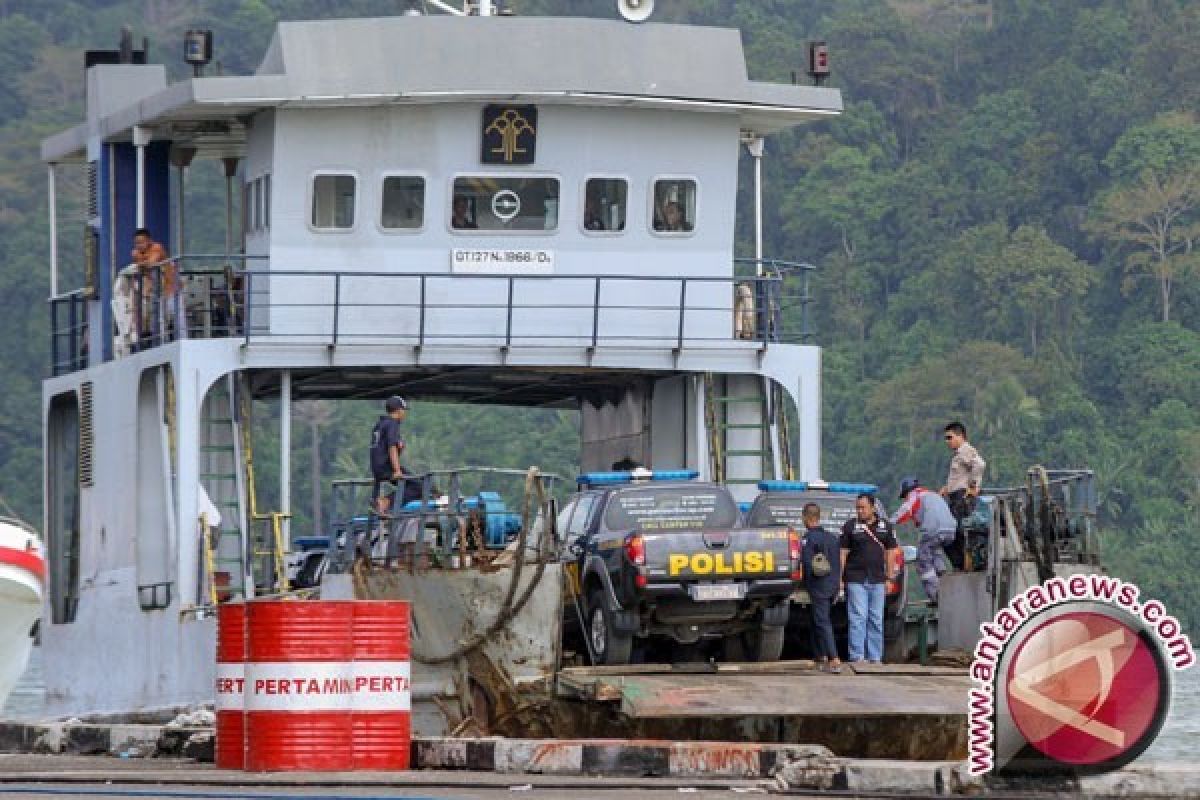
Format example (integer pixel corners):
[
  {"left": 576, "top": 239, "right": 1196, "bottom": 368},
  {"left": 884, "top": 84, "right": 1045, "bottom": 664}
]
[
  {"left": 588, "top": 589, "right": 633, "bottom": 665},
  {"left": 746, "top": 625, "right": 785, "bottom": 661},
  {"left": 724, "top": 625, "right": 785, "bottom": 662}
]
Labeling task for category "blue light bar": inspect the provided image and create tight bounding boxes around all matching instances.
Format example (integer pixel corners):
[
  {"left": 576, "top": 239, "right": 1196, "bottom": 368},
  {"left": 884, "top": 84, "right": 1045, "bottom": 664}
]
[
  {"left": 829, "top": 482, "right": 879, "bottom": 495},
  {"left": 757, "top": 480, "right": 807, "bottom": 492},
  {"left": 757, "top": 480, "right": 878, "bottom": 495},
  {"left": 577, "top": 469, "right": 700, "bottom": 487}
]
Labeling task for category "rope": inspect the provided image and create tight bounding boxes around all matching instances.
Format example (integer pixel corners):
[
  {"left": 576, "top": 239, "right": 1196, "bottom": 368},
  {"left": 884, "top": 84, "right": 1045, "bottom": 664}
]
[{"left": 413, "top": 467, "right": 554, "bottom": 666}]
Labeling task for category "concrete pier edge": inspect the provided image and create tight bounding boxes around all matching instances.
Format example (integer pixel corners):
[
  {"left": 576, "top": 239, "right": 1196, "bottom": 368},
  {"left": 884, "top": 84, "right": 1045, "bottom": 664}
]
[{"left": 1, "top": 720, "right": 1197, "bottom": 797}]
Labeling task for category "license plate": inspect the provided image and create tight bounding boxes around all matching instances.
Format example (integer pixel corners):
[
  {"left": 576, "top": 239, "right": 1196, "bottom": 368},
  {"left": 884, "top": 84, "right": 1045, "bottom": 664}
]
[{"left": 690, "top": 583, "right": 745, "bottom": 602}]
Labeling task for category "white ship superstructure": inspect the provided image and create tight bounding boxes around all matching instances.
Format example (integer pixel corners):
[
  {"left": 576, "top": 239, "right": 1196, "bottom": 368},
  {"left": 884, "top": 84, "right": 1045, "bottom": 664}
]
[{"left": 40, "top": 10, "right": 841, "bottom": 715}]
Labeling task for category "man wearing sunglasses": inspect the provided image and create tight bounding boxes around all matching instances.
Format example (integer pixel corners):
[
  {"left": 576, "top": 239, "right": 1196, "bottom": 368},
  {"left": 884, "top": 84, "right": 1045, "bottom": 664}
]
[{"left": 940, "top": 421, "right": 986, "bottom": 520}]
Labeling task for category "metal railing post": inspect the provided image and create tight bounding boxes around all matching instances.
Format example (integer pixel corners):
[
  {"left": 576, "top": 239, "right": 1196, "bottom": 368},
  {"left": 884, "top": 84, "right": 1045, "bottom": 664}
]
[
  {"left": 504, "top": 276, "right": 515, "bottom": 351},
  {"left": 50, "top": 298, "right": 59, "bottom": 375},
  {"left": 331, "top": 273, "right": 341, "bottom": 347},
  {"left": 69, "top": 297, "right": 78, "bottom": 370},
  {"left": 676, "top": 278, "right": 688, "bottom": 352},
  {"left": 243, "top": 271, "right": 252, "bottom": 347},
  {"left": 417, "top": 274, "right": 426, "bottom": 351},
  {"left": 591, "top": 277, "right": 601, "bottom": 351}
]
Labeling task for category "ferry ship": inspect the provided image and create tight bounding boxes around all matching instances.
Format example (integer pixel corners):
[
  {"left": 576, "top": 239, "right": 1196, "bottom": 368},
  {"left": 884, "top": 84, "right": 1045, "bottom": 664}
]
[
  {"left": 38, "top": 1, "right": 847, "bottom": 721},
  {"left": 0, "top": 518, "right": 43, "bottom": 709}
]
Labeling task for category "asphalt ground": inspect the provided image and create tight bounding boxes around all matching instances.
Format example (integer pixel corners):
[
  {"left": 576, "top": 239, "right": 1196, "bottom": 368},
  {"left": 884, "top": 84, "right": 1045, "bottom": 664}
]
[{"left": 0, "top": 755, "right": 768, "bottom": 799}]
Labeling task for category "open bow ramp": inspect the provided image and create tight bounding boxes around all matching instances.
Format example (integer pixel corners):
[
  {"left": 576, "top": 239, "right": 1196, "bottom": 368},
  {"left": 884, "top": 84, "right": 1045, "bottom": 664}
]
[{"left": 556, "top": 662, "right": 971, "bottom": 760}]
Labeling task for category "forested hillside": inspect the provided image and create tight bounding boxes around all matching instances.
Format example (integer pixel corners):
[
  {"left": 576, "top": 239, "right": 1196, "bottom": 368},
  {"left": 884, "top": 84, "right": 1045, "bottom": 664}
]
[{"left": 0, "top": 1, "right": 1196, "bottom": 625}]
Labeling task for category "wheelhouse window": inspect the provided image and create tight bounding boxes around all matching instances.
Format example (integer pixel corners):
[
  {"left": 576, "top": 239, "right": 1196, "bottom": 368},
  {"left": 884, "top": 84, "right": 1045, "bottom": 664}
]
[
  {"left": 451, "top": 176, "right": 559, "bottom": 231},
  {"left": 582, "top": 178, "right": 627, "bottom": 233},
  {"left": 311, "top": 174, "right": 356, "bottom": 229},
  {"left": 381, "top": 176, "right": 425, "bottom": 230},
  {"left": 652, "top": 178, "right": 696, "bottom": 233}
]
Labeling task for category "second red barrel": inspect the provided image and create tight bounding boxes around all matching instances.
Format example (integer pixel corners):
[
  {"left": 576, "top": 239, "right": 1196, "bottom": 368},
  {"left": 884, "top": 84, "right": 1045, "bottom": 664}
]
[
  {"left": 352, "top": 601, "right": 412, "bottom": 770},
  {"left": 244, "top": 601, "right": 355, "bottom": 771}
]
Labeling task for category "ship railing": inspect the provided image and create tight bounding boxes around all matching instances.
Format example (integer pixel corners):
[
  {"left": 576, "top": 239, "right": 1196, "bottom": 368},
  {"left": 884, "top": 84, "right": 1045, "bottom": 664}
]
[
  {"left": 734, "top": 258, "right": 816, "bottom": 344},
  {"left": 48, "top": 289, "right": 89, "bottom": 376},
  {"left": 232, "top": 266, "right": 812, "bottom": 352},
  {"left": 51, "top": 256, "right": 819, "bottom": 371},
  {"left": 113, "top": 255, "right": 263, "bottom": 354}
]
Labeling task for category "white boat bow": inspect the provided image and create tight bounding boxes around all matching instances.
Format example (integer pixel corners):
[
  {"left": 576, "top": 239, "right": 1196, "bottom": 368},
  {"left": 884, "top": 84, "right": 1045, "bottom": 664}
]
[{"left": 0, "top": 518, "right": 44, "bottom": 710}]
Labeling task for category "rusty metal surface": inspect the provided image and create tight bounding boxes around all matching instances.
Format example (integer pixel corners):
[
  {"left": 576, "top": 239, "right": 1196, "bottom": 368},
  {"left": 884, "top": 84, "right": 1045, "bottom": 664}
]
[
  {"left": 561, "top": 673, "right": 968, "bottom": 718},
  {"left": 350, "top": 562, "right": 565, "bottom": 738}
]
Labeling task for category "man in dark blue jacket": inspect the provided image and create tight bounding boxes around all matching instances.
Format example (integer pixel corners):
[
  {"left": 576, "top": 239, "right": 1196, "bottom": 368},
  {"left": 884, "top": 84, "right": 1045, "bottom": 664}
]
[{"left": 801, "top": 502, "right": 843, "bottom": 673}]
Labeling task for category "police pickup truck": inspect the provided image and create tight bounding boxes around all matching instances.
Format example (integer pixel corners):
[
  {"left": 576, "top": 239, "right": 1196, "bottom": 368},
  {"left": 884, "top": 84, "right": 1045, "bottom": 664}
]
[
  {"left": 559, "top": 469, "right": 799, "bottom": 665},
  {"left": 746, "top": 480, "right": 912, "bottom": 662}
]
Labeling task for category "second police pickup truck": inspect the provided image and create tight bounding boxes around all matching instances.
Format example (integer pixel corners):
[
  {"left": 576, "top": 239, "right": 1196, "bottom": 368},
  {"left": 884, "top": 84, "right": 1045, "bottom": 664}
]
[
  {"left": 746, "top": 480, "right": 913, "bottom": 662},
  {"left": 559, "top": 469, "right": 799, "bottom": 664}
]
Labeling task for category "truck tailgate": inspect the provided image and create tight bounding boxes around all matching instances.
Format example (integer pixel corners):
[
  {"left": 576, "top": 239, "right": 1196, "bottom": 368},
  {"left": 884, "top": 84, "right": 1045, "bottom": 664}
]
[{"left": 640, "top": 528, "right": 792, "bottom": 581}]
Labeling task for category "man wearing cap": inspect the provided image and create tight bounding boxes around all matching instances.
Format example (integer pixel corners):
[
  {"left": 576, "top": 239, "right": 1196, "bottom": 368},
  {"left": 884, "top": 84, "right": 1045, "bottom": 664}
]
[
  {"left": 369, "top": 396, "right": 409, "bottom": 516},
  {"left": 891, "top": 476, "right": 957, "bottom": 604}
]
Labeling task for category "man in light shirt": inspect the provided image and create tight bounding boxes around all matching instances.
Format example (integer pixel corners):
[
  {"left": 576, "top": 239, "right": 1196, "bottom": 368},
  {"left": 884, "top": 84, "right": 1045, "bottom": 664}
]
[{"left": 940, "top": 421, "right": 986, "bottom": 521}]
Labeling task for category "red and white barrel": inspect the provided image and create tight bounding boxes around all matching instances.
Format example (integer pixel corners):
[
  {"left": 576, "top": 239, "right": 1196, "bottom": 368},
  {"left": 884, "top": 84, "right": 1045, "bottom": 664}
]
[
  {"left": 351, "top": 601, "right": 412, "bottom": 770},
  {"left": 214, "top": 602, "right": 246, "bottom": 770},
  {"left": 244, "top": 601, "right": 355, "bottom": 772}
]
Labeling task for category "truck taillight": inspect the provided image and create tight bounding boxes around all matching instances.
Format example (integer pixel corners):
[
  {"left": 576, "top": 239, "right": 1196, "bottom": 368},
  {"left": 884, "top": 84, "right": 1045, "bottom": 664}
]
[
  {"left": 886, "top": 547, "right": 905, "bottom": 594},
  {"left": 788, "top": 528, "right": 802, "bottom": 580},
  {"left": 625, "top": 534, "right": 646, "bottom": 566}
]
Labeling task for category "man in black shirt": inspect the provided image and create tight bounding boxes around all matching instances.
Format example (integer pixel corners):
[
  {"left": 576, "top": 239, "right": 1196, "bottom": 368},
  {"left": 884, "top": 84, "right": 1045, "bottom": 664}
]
[
  {"left": 840, "top": 493, "right": 900, "bottom": 664},
  {"left": 369, "top": 396, "right": 409, "bottom": 515},
  {"left": 801, "top": 502, "right": 843, "bottom": 673}
]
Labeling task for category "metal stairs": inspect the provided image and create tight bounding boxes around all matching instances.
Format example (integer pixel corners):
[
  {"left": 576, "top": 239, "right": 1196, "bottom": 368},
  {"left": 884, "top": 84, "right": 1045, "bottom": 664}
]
[{"left": 704, "top": 373, "right": 793, "bottom": 489}]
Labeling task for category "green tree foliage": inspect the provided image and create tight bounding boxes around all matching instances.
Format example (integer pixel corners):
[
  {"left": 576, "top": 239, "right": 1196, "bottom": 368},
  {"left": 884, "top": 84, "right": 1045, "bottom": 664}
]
[
  {"left": 0, "top": 0, "right": 1194, "bottom": 622},
  {"left": 1087, "top": 113, "right": 1200, "bottom": 323}
]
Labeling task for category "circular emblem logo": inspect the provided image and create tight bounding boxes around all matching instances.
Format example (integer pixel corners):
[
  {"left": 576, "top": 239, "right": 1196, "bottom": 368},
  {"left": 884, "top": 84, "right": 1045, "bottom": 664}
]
[
  {"left": 491, "top": 190, "right": 521, "bottom": 222},
  {"left": 1004, "top": 609, "right": 1170, "bottom": 769}
]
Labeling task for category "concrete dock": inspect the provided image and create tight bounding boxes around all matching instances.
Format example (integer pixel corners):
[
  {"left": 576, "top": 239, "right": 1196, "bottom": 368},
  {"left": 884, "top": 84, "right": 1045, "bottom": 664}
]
[{"left": 2, "top": 726, "right": 1198, "bottom": 797}]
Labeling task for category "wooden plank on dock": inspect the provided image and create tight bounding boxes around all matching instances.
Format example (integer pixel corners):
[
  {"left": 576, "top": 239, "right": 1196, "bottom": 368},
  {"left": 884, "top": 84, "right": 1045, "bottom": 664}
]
[{"left": 575, "top": 673, "right": 971, "bottom": 719}]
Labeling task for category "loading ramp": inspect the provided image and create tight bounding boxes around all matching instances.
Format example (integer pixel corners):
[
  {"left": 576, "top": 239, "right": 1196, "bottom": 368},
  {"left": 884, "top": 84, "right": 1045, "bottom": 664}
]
[{"left": 555, "top": 662, "right": 971, "bottom": 760}]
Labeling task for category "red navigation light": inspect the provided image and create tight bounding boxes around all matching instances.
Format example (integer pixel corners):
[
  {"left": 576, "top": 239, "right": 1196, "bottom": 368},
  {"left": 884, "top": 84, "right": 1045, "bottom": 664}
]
[{"left": 625, "top": 534, "right": 646, "bottom": 566}]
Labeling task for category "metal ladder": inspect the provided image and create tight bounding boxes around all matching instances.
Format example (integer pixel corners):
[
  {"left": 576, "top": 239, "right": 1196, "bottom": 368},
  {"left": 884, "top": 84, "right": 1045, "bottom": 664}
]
[
  {"left": 704, "top": 373, "right": 777, "bottom": 487},
  {"left": 237, "top": 379, "right": 290, "bottom": 596},
  {"left": 199, "top": 374, "right": 251, "bottom": 602}
]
